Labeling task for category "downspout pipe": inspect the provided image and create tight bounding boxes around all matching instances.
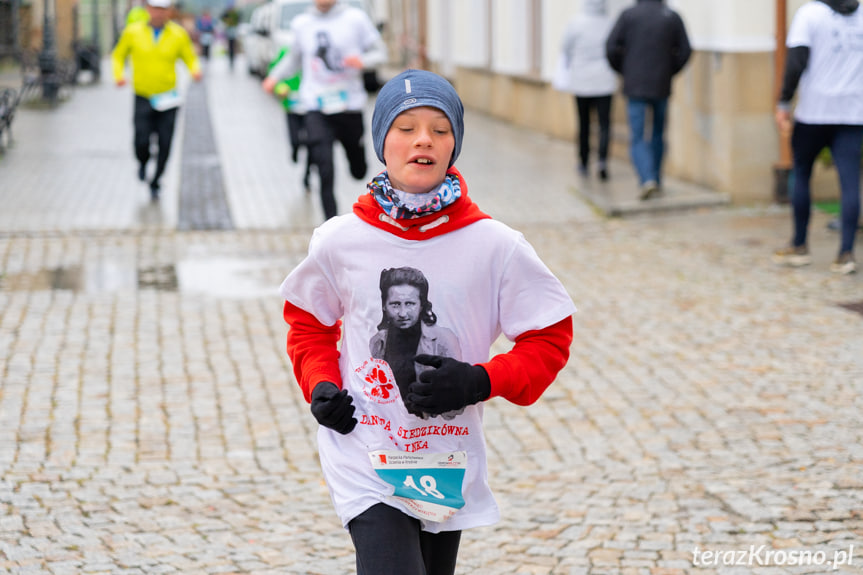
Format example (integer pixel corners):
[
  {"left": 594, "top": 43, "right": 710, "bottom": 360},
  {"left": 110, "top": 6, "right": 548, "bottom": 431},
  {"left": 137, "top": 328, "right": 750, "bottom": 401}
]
[{"left": 774, "top": 0, "right": 792, "bottom": 203}]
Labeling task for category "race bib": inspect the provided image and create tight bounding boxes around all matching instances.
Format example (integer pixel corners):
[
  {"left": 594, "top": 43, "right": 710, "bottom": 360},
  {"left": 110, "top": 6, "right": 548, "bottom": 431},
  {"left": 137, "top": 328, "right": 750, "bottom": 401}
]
[
  {"left": 369, "top": 450, "right": 466, "bottom": 523},
  {"left": 150, "top": 89, "right": 181, "bottom": 111},
  {"left": 317, "top": 89, "right": 349, "bottom": 114}
]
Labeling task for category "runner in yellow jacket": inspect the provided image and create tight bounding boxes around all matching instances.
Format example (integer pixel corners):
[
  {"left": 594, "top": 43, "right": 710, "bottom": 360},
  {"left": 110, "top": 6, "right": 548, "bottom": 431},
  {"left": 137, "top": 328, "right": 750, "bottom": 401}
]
[{"left": 112, "top": 0, "right": 201, "bottom": 200}]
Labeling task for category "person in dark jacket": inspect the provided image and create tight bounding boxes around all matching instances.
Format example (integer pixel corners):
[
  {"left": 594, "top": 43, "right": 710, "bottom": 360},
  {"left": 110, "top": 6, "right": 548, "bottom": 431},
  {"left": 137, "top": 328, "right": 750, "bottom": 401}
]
[{"left": 606, "top": 0, "right": 691, "bottom": 199}]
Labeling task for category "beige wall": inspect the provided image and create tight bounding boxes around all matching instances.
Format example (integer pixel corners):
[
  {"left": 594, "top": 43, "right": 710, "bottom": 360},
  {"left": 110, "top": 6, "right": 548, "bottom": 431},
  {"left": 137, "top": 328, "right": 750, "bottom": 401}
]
[
  {"left": 25, "top": 0, "right": 78, "bottom": 60},
  {"left": 451, "top": 48, "right": 841, "bottom": 205},
  {"left": 57, "top": 0, "right": 77, "bottom": 60},
  {"left": 452, "top": 66, "right": 573, "bottom": 140},
  {"left": 418, "top": 1, "right": 847, "bottom": 206},
  {"left": 667, "top": 50, "right": 777, "bottom": 203}
]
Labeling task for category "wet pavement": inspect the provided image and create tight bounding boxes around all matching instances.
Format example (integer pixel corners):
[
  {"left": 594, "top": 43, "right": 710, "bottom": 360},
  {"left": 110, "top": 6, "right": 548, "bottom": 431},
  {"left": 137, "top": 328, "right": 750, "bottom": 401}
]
[{"left": 0, "top": 54, "right": 862, "bottom": 575}]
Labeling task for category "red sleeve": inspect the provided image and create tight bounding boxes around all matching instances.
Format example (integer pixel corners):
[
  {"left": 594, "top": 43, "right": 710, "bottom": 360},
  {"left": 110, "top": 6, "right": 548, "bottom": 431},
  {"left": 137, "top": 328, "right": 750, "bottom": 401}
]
[
  {"left": 283, "top": 301, "right": 343, "bottom": 403},
  {"left": 479, "top": 316, "right": 573, "bottom": 406}
]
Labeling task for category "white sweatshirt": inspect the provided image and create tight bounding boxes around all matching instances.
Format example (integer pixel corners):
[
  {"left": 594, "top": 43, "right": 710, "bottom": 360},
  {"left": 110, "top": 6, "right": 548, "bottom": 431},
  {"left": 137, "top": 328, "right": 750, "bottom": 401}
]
[
  {"left": 787, "top": 1, "right": 863, "bottom": 124},
  {"left": 279, "top": 211, "right": 575, "bottom": 532},
  {"left": 554, "top": 0, "right": 618, "bottom": 97},
  {"left": 268, "top": 3, "right": 386, "bottom": 113}
]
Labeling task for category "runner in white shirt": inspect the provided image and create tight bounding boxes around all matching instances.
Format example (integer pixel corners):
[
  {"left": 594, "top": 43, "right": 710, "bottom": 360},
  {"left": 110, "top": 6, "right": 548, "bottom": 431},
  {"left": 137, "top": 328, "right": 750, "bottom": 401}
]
[
  {"left": 263, "top": 0, "right": 386, "bottom": 219},
  {"left": 774, "top": 0, "right": 863, "bottom": 274},
  {"left": 278, "top": 70, "right": 576, "bottom": 575}
]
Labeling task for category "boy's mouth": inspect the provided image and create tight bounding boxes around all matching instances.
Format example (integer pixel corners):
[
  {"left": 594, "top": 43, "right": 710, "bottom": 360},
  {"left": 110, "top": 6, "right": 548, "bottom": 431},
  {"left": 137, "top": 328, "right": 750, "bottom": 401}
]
[{"left": 413, "top": 158, "right": 433, "bottom": 165}]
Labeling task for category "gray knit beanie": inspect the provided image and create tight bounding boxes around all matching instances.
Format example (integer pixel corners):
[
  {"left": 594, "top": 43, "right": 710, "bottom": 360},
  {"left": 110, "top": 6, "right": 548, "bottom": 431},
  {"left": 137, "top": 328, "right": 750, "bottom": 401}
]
[{"left": 372, "top": 69, "right": 464, "bottom": 167}]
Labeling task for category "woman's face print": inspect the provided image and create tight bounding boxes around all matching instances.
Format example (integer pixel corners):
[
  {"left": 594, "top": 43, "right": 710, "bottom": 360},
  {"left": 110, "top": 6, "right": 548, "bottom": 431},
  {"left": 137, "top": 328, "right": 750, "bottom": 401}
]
[{"left": 385, "top": 285, "right": 421, "bottom": 330}]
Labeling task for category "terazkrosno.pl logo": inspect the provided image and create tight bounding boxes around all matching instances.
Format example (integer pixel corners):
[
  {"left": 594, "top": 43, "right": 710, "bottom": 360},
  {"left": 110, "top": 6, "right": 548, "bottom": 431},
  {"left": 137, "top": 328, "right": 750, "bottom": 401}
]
[{"left": 692, "top": 545, "right": 855, "bottom": 570}]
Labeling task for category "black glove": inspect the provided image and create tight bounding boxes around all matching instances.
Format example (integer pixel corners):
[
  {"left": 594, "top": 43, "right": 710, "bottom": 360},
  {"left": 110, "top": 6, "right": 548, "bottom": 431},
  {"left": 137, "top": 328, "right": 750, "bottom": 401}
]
[
  {"left": 405, "top": 355, "right": 491, "bottom": 416},
  {"left": 310, "top": 381, "right": 357, "bottom": 434}
]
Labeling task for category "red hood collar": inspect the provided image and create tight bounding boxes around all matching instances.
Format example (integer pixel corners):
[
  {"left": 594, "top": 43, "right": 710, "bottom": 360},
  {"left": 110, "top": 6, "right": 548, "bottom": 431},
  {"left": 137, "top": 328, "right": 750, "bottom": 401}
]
[{"left": 352, "top": 167, "right": 491, "bottom": 240}]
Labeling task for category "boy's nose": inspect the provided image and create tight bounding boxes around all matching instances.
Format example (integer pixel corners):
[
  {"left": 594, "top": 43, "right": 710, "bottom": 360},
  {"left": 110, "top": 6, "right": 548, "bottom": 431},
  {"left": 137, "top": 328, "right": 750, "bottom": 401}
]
[{"left": 414, "top": 128, "right": 433, "bottom": 145}]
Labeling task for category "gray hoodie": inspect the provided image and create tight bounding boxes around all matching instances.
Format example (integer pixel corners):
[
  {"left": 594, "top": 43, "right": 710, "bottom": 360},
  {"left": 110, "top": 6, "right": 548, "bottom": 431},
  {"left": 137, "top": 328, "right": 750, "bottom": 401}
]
[{"left": 555, "top": 0, "right": 617, "bottom": 96}]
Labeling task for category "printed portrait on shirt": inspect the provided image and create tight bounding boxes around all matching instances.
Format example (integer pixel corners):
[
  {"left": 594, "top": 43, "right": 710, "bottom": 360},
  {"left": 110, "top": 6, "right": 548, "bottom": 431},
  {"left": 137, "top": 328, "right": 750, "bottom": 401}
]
[
  {"left": 314, "top": 30, "right": 344, "bottom": 73},
  {"left": 369, "top": 267, "right": 462, "bottom": 399}
]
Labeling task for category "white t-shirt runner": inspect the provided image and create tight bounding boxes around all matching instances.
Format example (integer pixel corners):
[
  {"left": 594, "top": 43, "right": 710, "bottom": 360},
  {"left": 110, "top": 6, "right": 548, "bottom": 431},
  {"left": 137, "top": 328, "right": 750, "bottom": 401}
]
[
  {"left": 279, "top": 213, "right": 576, "bottom": 533},
  {"left": 290, "top": 6, "right": 382, "bottom": 113},
  {"left": 787, "top": 1, "right": 863, "bottom": 124}
]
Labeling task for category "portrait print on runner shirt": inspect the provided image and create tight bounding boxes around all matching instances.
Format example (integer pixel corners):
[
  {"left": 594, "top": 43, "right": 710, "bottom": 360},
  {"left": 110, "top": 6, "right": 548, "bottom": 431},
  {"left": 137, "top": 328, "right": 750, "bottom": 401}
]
[
  {"left": 314, "top": 31, "right": 343, "bottom": 73},
  {"left": 369, "top": 267, "right": 463, "bottom": 417}
]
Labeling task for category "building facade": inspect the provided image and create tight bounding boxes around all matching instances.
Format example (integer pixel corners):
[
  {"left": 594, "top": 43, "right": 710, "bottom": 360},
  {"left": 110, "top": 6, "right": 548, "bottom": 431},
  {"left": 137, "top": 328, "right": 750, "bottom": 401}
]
[{"left": 382, "top": 0, "right": 827, "bottom": 204}]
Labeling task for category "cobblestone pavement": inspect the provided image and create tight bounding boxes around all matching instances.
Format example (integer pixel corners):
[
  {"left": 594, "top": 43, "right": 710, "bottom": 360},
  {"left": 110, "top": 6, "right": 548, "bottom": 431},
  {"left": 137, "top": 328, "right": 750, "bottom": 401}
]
[{"left": 1, "top": 55, "right": 862, "bottom": 574}]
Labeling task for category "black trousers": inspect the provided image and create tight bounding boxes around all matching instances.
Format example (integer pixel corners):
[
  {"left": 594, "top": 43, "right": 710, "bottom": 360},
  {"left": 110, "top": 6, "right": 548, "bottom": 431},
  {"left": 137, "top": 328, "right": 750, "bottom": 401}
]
[
  {"left": 286, "top": 112, "right": 306, "bottom": 162},
  {"left": 226, "top": 37, "right": 237, "bottom": 67},
  {"left": 304, "top": 110, "right": 367, "bottom": 219},
  {"left": 348, "top": 503, "right": 462, "bottom": 575},
  {"left": 286, "top": 111, "right": 313, "bottom": 183},
  {"left": 790, "top": 122, "right": 863, "bottom": 254},
  {"left": 133, "top": 95, "right": 177, "bottom": 187},
  {"left": 574, "top": 95, "right": 612, "bottom": 168}
]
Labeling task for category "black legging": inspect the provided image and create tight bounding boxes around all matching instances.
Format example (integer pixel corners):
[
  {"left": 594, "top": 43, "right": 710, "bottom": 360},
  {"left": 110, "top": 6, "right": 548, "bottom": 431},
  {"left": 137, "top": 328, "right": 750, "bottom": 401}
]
[
  {"left": 304, "top": 110, "right": 368, "bottom": 219},
  {"left": 226, "top": 36, "right": 236, "bottom": 68},
  {"left": 286, "top": 112, "right": 312, "bottom": 184},
  {"left": 574, "top": 94, "right": 612, "bottom": 169},
  {"left": 133, "top": 95, "right": 177, "bottom": 187},
  {"left": 790, "top": 122, "right": 863, "bottom": 254},
  {"left": 349, "top": 503, "right": 462, "bottom": 575}
]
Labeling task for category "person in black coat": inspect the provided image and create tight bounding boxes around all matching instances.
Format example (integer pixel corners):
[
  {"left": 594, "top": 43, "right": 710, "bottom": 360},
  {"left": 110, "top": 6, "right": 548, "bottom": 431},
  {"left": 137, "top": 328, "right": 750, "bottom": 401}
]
[{"left": 606, "top": 0, "right": 691, "bottom": 199}]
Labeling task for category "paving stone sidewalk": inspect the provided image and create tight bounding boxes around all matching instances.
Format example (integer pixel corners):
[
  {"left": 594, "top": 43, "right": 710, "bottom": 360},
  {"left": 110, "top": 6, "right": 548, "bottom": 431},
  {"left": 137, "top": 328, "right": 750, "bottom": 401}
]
[
  {"left": 2, "top": 209, "right": 861, "bottom": 574},
  {"left": 1, "top": 54, "right": 862, "bottom": 575}
]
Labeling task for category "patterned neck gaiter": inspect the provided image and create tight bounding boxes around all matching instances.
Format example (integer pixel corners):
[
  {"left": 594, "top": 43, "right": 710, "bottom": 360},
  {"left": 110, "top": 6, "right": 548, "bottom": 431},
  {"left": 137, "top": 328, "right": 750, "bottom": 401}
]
[{"left": 367, "top": 171, "right": 462, "bottom": 220}]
